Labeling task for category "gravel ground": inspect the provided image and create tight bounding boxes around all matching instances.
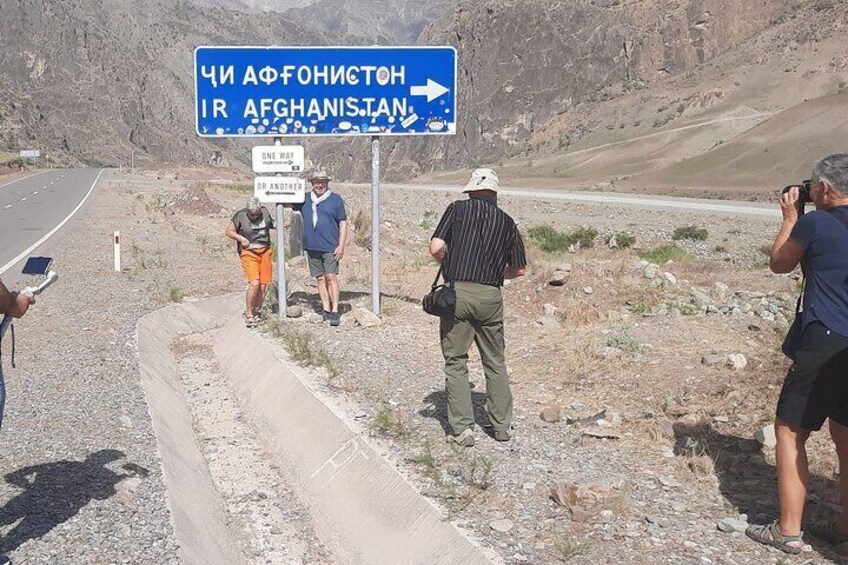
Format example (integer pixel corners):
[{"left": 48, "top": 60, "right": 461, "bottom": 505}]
[
  {"left": 0, "top": 168, "right": 841, "bottom": 564},
  {"left": 0, "top": 170, "right": 182, "bottom": 563}
]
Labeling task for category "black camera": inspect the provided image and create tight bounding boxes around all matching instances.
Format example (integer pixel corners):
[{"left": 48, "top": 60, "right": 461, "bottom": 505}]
[{"left": 782, "top": 180, "right": 813, "bottom": 204}]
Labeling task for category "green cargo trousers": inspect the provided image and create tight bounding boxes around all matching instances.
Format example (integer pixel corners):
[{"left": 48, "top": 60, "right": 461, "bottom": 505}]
[{"left": 440, "top": 281, "right": 513, "bottom": 435}]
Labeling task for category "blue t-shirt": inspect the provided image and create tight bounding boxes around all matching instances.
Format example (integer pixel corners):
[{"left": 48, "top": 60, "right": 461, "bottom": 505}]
[
  {"left": 790, "top": 205, "right": 848, "bottom": 337},
  {"left": 298, "top": 192, "right": 347, "bottom": 253}
]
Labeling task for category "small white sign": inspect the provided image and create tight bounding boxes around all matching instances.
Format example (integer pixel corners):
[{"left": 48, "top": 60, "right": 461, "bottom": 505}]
[
  {"left": 19, "top": 149, "right": 40, "bottom": 158},
  {"left": 252, "top": 145, "right": 304, "bottom": 173},
  {"left": 254, "top": 177, "right": 306, "bottom": 204}
]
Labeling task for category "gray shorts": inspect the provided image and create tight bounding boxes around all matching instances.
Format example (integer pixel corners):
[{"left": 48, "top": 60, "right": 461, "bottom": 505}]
[{"left": 307, "top": 250, "right": 339, "bottom": 277}]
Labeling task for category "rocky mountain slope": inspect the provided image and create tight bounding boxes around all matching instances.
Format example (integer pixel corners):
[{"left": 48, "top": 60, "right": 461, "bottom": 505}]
[
  {"left": 0, "top": 0, "right": 306, "bottom": 167},
  {"left": 191, "top": 0, "right": 454, "bottom": 43},
  {"left": 1, "top": 0, "right": 846, "bottom": 187},
  {"left": 360, "top": 0, "right": 848, "bottom": 186}
]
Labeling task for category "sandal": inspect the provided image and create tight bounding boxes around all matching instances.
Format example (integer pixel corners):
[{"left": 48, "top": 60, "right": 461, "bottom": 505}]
[
  {"left": 809, "top": 521, "right": 848, "bottom": 546},
  {"left": 746, "top": 520, "right": 805, "bottom": 554},
  {"left": 244, "top": 314, "right": 257, "bottom": 328}
]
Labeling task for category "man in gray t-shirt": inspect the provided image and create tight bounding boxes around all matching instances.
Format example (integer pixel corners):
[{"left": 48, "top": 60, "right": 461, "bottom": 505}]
[{"left": 226, "top": 197, "right": 275, "bottom": 327}]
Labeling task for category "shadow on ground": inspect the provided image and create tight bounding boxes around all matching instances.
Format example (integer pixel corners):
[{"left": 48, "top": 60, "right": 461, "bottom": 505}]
[
  {"left": 0, "top": 449, "right": 149, "bottom": 553},
  {"left": 420, "top": 388, "right": 495, "bottom": 437},
  {"left": 269, "top": 288, "right": 421, "bottom": 315},
  {"left": 673, "top": 422, "right": 845, "bottom": 559}
]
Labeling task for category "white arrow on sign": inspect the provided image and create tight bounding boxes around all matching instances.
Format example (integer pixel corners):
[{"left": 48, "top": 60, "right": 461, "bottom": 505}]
[{"left": 410, "top": 79, "right": 449, "bottom": 102}]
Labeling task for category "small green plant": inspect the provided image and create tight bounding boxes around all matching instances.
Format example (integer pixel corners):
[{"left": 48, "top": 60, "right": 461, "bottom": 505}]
[
  {"left": 638, "top": 244, "right": 689, "bottom": 264},
  {"left": 672, "top": 225, "right": 708, "bottom": 241},
  {"left": 168, "top": 286, "right": 185, "bottom": 302},
  {"left": 370, "top": 405, "right": 415, "bottom": 441},
  {"left": 528, "top": 225, "right": 598, "bottom": 252},
  {"left": 280, "top": 327, "right": 314, "bottom": 364},
  {"left": 313, "top": 347, "right": 340, "bottom": 380},
  {"left": 271, "top": 324, "right": 341, "bottom": 379},
  {"left": 553, "top": 538, "right": 591, "bottom": 561},
  {"left": 528, "top": 225, "right": 572, "bottom": 252},
  {"left": 752, "top": 258, "right": 769, "bottom": 269},
  {"left": 145, "top": 193, "right": 167, "bottom": 215},
  {"left": 410, "top": 441, "right": 443, "bottom": 484},
  {"left": 569, "top": 226, "right": 598, "bottom": 249},
  {"left": 419, "top": 210, "right": 439, "bottom": 230},
  {"left": 608, "top": 232, "right": 636, "bottom": 248},
  {"left": 605, "top": 333, "right": 643, "bottom": 352}
]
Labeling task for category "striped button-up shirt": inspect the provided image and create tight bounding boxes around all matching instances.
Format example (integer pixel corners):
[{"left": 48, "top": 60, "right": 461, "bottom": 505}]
[{"left": 431, "top": 195, "right": 527, "bottom": 287}]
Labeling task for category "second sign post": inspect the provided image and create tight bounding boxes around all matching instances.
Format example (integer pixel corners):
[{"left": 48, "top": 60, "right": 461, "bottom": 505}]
[{"left": 252, "top": 142, "right": 306, "bottom": 320}]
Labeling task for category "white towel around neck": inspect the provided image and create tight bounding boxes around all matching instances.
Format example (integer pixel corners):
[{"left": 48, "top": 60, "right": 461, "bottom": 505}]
[{"left": 311, "top": 190, "right": 332, "bottom": 228}]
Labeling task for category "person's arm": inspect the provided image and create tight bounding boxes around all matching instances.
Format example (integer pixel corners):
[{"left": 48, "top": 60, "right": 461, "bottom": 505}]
[
  {"left": 0, "top": 279, "right": 34, "bottom": 319},
  {"left": 504, "top": 228, "right": 528, "bottom": 279},
  {"left": 770, "top": 187, "right": 806, "bottom": 274},
  {"left": 429, "top": 238, "right": 447, "bottom": 263},
  {"left": 225, "top": 220, "right": 250, "bottom": 249},
  {"left": 429, "top": 203, "right": 454, "bottom": 263},
  {"left": 504, "top": 266, "right": 526, "bottom": 279},
  {"left": 334, "top": 220, "right": 348, "bottom": 260}
]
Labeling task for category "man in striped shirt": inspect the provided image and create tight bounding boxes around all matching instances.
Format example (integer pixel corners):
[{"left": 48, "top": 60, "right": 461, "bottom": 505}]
[{"left": 428, "top": 168, "right": 527, "bottom": 447}]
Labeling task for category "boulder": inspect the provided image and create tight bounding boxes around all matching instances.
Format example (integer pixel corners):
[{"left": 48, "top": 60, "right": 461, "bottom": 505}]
[{"left": 353, "top": 307, "right": 382, "bottom": 327}]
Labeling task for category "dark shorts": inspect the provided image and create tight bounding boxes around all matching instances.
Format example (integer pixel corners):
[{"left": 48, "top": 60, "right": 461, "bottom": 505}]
[
  {"left": 776, "top": 322, "right": 848, "bottom": 431},
  {"left": 307, "top": 250, "right": 339, "bottom": 277}
]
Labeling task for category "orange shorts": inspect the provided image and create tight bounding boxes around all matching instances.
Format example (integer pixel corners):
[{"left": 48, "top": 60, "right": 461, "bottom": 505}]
[{"left": 239, "top": 248, "right": 272, "bottom": 284}]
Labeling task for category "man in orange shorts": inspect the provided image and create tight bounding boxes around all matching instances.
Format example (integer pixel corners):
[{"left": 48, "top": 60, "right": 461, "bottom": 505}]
[{"left": 226, "top": 197, "right": 275, "bottom": 327}]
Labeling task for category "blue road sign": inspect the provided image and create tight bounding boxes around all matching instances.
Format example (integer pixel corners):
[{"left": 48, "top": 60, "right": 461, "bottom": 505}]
[{"left": 194, "top": 46, "right": 457, "bottom": 138}]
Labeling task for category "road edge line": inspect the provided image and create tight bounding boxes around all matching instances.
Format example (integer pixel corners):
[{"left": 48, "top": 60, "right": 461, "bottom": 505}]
[{"left": 0, "top": 169, "right": 105, "bottom": 276}]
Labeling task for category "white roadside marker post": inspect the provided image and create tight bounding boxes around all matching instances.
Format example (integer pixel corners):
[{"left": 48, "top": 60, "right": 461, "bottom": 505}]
[{"left": 113, "top": 231, "right": 121, "bottom": 272}]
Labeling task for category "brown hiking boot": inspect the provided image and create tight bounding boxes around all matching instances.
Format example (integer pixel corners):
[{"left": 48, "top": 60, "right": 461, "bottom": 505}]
[
  {"left": 447, "top": 428, "right": 475, "bottom": 447},
  {"left": 493, "top": 430, "right": 511, "bottom": 442}
]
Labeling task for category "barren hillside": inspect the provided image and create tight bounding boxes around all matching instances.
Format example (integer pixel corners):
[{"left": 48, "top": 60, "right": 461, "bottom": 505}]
[
  {"left": 1, "top": 0, "right": 846, "bottom": 189},
  {"left": 0, "top": 0, "right": 306, "bottom": 167}
]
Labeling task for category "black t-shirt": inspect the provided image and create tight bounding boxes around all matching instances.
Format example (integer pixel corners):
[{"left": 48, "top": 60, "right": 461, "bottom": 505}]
[
  {"left": 431, "top": 196, "right": 526, "bottom": 287},
  {"left": 231, "top": 207, "right": 274, "bottom": 252}
]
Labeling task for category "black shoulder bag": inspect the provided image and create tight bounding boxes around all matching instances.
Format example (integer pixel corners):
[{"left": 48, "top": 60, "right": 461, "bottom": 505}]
[
  {"left": 422, "top": 264, "right": 456, "bottom": 317},
  {"left": 782, "top": 207, "right": 848, "bottom": 359},
  {"left": 422, "top": 201, "right": 465, "bottom": 317}
]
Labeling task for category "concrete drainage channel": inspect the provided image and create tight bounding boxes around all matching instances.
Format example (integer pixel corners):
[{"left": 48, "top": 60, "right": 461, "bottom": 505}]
[{"left": 137, "top": 295, "right": 495, "bottom": 564}]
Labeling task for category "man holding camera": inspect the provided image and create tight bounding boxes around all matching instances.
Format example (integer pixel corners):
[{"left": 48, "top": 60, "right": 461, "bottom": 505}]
[{"left": 746, "top": 153, "right": 848, "bottom": 553}]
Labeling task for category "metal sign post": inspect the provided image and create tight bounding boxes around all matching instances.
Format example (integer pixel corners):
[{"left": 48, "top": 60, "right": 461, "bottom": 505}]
[
  {"left": 249, "top": 139, "right": 306, "bottom": 321},
  {"left": 194, "top": 46, "right": 457, "bottom": 316},
  {"left": 276, "top": 202, "right": 286, "bottom": 320},
  {"left": 371, "top": 136, "right": 380, "bottom": 315}
]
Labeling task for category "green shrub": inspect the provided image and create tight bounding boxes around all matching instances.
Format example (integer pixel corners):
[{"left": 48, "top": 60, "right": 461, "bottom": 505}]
[
  {"left": 528, "top": 224, "right": 597, "bottom": 252},
  {"left": 672, "top": 225, "right": 708, "bottom": 241},
  {"left": 638, "top": 244, "right": 689, "bottom": 264},
  {"left": 608, "top": 232, "right": 636, "bottom": 249},
  {"left": 570, "top": 226, "right": 598, "bottom": 249},
  {"left": 606, "top": 333, "right": 643, "bottom": 352},
  {"left": 528, "top": 225, "right": 572, "bottom": 252},
  {"left": 168, "top": 286, "right": 185, "bottom": 302}
]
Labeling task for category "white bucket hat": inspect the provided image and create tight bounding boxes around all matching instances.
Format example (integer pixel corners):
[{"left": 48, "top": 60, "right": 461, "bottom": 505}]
[
  {"left": 307, "top": 170, "right": 332, "bottom": 182},
  {"left": 463, "top": 168, "right": 499, "bottom": 193}
]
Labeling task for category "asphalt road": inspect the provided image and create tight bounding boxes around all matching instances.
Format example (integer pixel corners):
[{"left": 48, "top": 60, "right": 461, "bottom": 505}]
[{"left": 0, "top": 168, "right": 104, "bottom": 278}]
